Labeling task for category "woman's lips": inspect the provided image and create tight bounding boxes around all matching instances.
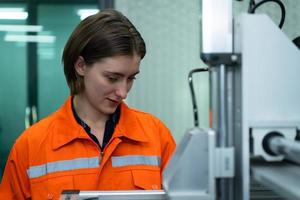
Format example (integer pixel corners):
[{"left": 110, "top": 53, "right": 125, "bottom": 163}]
[{"left": 107, "top": 98, "right": 120, "bottom": 106}]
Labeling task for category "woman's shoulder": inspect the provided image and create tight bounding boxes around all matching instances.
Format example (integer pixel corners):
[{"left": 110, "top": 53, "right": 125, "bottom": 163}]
[
  {"left": 16, "top": 98, "right": 75, "bottom": 145},
  {"left": 16, "top": 112, "right": 57, "bottom": 144},
  {"left": 122, "top": 103, "right": 162, "bottom": 124},
  {"left": 121, "top": 103, "right": 176, "bottom": 153},
  {"left": 121, "top": 103, "right": 171, "bottom": 135}
]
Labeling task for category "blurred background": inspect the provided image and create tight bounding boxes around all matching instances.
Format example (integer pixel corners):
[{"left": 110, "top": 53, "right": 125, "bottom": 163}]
[{"left": 0, "top": 0, "right": 300, "bottom": 181}]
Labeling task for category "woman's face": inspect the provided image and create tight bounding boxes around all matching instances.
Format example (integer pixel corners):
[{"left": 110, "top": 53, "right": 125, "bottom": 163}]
[{"left": 76, "top": 54, "right": 141, "bottom": 117}]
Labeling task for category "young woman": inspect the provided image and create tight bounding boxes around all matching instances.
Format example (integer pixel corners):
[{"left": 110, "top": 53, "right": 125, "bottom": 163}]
[{"left": 0, "top": 9, "right": 176, "bottom": 199}]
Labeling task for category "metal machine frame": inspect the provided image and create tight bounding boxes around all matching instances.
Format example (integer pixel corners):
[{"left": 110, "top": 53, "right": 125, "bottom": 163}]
[{"left": 201, "top": 0, "right": 300, "bottom": 199}]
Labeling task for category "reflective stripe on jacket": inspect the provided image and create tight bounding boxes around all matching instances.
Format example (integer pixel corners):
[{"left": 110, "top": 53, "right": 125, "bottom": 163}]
[{"left": 0, "top": 97, "right": 176, "bottom": 200}]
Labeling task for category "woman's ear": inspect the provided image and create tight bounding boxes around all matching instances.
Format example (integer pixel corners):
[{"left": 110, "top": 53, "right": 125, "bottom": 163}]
[{"left": 74, "top": 56, "right": 86, "bottom": 76}]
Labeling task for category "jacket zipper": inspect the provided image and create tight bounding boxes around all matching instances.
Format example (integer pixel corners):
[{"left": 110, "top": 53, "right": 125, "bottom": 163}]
[{"left": 99, "top": 151, "right": 104, "bottom": 165}]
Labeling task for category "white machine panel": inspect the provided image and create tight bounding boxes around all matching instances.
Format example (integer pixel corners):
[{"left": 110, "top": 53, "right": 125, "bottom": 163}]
[
  {"left": 234, "top": 13, "right": 300, "bottom": 200},
  {"left": 236, "top": 14, "right": 300, "bottom": 127},
  {"left": 202, "top": 0, "right": 233, "bottom": 53}
]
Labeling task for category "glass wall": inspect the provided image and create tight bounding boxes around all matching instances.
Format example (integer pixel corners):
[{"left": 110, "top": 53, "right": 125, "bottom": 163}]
[
  {"left": 0, "top": 4, "right": 27, "bottom": 177},
  {"left": 0, "top": 1, "right": 98, "bottom": 178}
]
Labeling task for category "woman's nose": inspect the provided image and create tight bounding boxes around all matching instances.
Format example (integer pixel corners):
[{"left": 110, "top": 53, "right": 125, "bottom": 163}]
[{"left": 115, "top": 82, "right": 128, "bottom": 99}]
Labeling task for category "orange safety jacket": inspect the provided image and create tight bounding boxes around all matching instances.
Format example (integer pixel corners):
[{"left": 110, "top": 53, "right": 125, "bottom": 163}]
[{"left": 0, "top": 97, "right": 176, "bottom": 200}]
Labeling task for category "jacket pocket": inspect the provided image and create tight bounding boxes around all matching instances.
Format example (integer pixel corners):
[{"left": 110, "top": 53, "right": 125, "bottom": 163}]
[
  {"left": 131, "top": 168, "right": 161, "bottom": 190},
  {"left": 30, "top": 175, "right": 74, "bottom": 200}
]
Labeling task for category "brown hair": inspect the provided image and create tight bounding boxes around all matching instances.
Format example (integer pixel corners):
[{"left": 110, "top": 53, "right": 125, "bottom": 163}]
[{"left": 62, "top": 9, "right": 146, "bottom": 95}]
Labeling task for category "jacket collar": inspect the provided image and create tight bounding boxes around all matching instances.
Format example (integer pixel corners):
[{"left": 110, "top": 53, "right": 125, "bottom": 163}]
[
  {"left": 52, "top": 97, "right": 149, "bottom": 150},
  {"left": 113, "top": 102, "right": 149, "bottom": 143},
  {"left": 51, "top": 96, "right": 88, "bottom": 150}
]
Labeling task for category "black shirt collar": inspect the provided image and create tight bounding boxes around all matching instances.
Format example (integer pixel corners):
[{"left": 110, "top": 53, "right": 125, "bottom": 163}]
[{"left": 71, "top": 96, "right": 120, "bottom": 150}]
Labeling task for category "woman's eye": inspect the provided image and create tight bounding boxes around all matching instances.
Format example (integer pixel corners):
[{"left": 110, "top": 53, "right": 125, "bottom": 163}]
[
  {"left": 128, "top": 76, "right": 136, "bottom": 81},
  {"left": 107, "top": 76, "right": 118, "bottom": 82}
]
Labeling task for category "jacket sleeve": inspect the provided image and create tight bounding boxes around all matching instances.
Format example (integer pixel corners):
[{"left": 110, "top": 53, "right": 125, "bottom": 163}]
[
  {"left": 0, "top": 141, "right": 31, "bottom": 200},
  {"left": 158, "top": 121, "right": 176, "bottom": 172}
]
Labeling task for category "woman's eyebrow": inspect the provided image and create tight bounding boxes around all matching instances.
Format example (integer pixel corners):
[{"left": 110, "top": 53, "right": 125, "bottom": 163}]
[
  {"left": 129, "top": 71, "right": 140, "bottom": 77},
  {"left": 104, "top": 71, "right": 140, "bottom": 77}
]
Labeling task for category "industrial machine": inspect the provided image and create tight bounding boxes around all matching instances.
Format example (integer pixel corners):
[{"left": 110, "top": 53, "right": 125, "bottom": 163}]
[{"left": 60, "top": 0, "right": 300, "bottom": 199}]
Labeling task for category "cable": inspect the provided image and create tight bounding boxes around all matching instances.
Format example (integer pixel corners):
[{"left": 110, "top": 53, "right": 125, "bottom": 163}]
[
  {"left": 188, "top": 68, "right": 209, "bottom": 127},
  {"left": 248, "top": 0, "right": 285, "bottom": 29},
  {"left": 292, "top": 36, "right": 300, "bottom": 49},
  {"left": 248, "top": 0, "right": 256, "bottom": 13}
]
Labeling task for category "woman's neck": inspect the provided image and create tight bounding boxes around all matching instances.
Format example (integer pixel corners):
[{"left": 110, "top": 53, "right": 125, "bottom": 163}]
[{"left": 73, "top": 94, "right": 108, "bottom": 127}]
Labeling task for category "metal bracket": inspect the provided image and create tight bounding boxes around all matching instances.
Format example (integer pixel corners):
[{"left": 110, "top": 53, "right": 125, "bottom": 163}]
[
  {"left": 214, "top": 147, "right": 235, "bottom": 178},
  {"left": 201, "top": 53, "right": 241, "bottom": 66}
]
